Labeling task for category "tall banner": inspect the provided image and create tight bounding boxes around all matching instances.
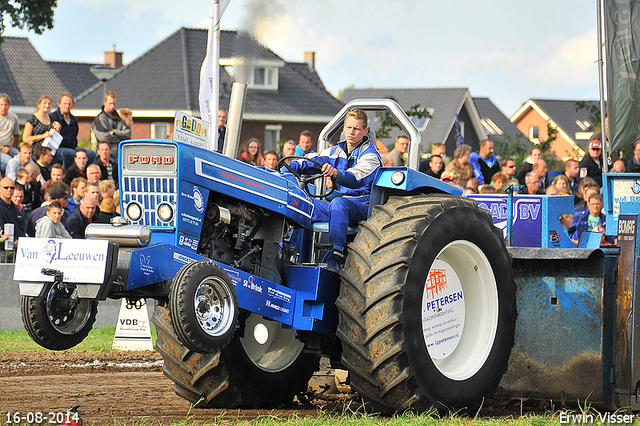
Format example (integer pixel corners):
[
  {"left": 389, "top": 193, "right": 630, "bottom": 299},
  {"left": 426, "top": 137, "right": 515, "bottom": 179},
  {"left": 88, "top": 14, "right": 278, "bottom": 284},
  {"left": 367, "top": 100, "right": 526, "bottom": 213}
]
[
  {"left": 605, "top": 0, "right": 640, "bottom": 152},
  {"left": 199, "top": 0, "right": 231, "bottom": 152}
]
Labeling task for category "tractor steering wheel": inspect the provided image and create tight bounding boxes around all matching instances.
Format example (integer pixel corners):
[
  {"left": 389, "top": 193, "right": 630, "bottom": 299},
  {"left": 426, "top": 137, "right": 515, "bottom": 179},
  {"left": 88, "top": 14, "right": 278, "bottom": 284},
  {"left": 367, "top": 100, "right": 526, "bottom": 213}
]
[{"left": 278, "top": 155, "right": 336, "bottom": 199}]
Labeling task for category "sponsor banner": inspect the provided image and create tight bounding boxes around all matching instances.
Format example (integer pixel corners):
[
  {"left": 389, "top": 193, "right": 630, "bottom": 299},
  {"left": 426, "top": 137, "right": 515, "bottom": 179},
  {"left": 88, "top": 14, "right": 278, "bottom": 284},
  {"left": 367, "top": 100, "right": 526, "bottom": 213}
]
[
  {"left": 13, "top": 238, "right": 109, "bottom": 283},
  {"left": 112, "top": 299, "right": 153, "bottom": 351},
  {"left": 422, "top": 260, "right": 465, "bottom": 359},
  {"left": 605, "top": 0, "right": 640, "bottom": 152},
  {"left": 173, "top": 111, "right": 209, "bottom": 149}
]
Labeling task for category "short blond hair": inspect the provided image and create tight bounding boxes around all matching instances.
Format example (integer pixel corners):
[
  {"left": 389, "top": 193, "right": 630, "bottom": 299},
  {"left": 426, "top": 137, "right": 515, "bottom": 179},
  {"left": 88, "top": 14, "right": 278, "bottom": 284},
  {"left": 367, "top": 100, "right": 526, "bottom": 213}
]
[{"left": 345, "top": 108, "right": 368, "bottom": 128}]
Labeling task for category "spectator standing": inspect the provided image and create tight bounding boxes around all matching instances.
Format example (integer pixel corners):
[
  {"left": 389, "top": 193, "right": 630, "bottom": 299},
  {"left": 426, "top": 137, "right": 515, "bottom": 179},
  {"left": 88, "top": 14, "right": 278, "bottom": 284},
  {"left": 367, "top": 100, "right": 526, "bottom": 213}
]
[
  {"left": 11, "top": 184, "right": 24, "bottom": 213},
  {"left": 34, "top": 145, "right": 54, "bottom": 193},
  {"left": 25, "top": 182, "right": 71, "bottom": 237},
  {"left": 523, "top": 172, "right": 541, "bottom": 195},
  {"left": 16, "top": 167, "right": 41, "bottom": 215},
  {"left": 0, "top": 94, "right": 20, "bottom": 173},
  {"left": 0, "top": 177, "right": 25, "bottom": 248},
  {"left": 612, "top": 159, "right": 626, "bottom": 173},
  {"left": 294, "top": 130, "right": 314, "bottom": 157},
  {"left": 418, "top": 142, "right": 446, "bottom": 176},
  {"left": 240, "top": 138, "right": 264, "bottom": 166},
  {"left": 95, "top": 141, "right": 118, "bottom": 188},
  {"left": 626, "top": 140, "right": 640, "bottom": 173},
  {"left": 50, "top": 93, "right": 96, "bottom": 168},
  {"left": 574, "top": 178, "right": 599, "bottom": 212},
  {"left": 491, "top": 173, "right": 508, "bottom": 193},
  {"left": 5, "top": 143, "right": 35, "bottom": 181},
  {"left": 563, "top": 159, "right": 580, "bottom": 196},
  {"left": 441, "top": 144, "right": 473, "bottom": 188},
  {"left": 516, "top": 147, "right": 542, "bottom": 185},
  {"left": 35, "top": 201, "right": 71, "bottom": 239},
  {"left": 99, "top": 179, "right": 116, "bottom": 200},
  {"left": 500, "top": 158, "right": 517, "bottom": 180},
  {"left": 388, "top": 135, "right": 409, "bottom": 166},
  {"left": 68, "top": 177, "right": 87, "bottom": 214},
  {"left": 50, "top": 164, "right": 65, "bottom": 183},
  {"left": 91, "top": 91, "right": 131, "bottom": 154},
  {"left": 469, "top": 139, "right": 500, "bottom": 185},
  {"left": 216, "top": 108, "right": 227, "bottom": 154},
  {"left": 424, "top": 155, "right": 444, "bottom": 179},
  {"left": 96, "top": 198, "right": 118, "bottom": 223},
  {"left": 532, "top": 159, "right": 549, "bottom": 193},
  {"left": 282, "top": 140, "right": 296, "bottom": 159},
  {"left": 579, "top": 139, "right": 604, "bottom": 187},
  {"left": 84, "top": 182, "right": 102, "bottom": 206},
  {"left": 86, "top": 164, "right": 102, "bottom": 185},
  {"left": 63, "top": 148, "right": 89, "bottom": 185},
  {"left": 570, "top": 192, "right": 610, "bottom": 245},
  {"left": 263, "top": 151, "right": 279, "bottom": 170},
  {"left": 22, "top": 96, "right": 61, "bottom": 149},
  {"left": 66, "top": 195, "right": 98, "bottom": 239}
]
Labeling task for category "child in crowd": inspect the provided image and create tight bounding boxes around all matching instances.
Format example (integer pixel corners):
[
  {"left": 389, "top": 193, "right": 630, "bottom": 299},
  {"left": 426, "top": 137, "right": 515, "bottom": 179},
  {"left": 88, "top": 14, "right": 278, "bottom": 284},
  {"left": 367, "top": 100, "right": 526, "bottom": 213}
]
[{"left": 34, "top": 201, "right": 71, "bottom": 239}]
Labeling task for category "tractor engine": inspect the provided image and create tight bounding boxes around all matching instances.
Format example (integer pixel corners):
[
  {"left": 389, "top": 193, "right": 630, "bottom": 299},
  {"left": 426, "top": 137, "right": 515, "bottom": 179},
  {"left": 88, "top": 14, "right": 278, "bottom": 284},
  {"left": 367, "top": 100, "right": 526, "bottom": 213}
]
[{"left": 197, "top": 193, "right": 289, "bottom": 284}]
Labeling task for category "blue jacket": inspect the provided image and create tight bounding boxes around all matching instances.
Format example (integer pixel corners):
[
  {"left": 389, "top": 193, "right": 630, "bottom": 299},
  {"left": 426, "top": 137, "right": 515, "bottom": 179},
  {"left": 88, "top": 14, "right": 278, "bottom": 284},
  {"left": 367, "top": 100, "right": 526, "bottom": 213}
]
[
  {"left": 469, "top": 152, "right": 500, "bottom": 185},
  {"left": 287, "top": 136, "right": 381, "bottom": 202},
  {"left": 569, "top": 210, "right": 613, "bottom": 243},
  {"left": 294, "top": 144, "right": 314, "bottom": 157}
]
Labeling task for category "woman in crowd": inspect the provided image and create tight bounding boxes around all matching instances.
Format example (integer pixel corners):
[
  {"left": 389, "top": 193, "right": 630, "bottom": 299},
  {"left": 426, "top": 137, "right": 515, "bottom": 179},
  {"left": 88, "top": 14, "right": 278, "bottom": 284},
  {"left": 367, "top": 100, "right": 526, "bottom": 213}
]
[
  {"left": 441, "top": 144, "right": 473, "bottom": 188},
  {"left": 239, "top": 138, "right": 264, "bottom": 166},
  {"left": 22, "top": 96, "right": 61, "bottom": 147}
]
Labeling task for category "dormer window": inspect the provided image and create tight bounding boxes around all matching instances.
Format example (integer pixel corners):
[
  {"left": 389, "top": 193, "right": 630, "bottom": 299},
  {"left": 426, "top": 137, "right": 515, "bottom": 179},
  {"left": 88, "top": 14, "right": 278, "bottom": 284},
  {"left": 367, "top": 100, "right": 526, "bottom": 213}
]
[{"left": 250, "top": 66, "right": 278, "bottom": 90}]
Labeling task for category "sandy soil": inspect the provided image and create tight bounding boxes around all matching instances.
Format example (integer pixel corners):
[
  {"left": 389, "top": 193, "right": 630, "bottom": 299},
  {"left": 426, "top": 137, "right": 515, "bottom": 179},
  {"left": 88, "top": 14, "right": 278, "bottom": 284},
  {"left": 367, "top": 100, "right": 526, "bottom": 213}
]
[{"left": 0, "top": 351, "right": 552, "bottom": 425}]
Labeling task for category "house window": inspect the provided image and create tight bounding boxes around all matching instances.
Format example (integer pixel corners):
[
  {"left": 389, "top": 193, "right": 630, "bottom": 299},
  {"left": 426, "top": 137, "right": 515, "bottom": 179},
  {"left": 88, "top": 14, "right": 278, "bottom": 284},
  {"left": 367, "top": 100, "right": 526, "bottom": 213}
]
[
  {"left": 408, "top": 108, "right": 434, "bottom": 131},
  {"left": 264, "top": 124, "right": 282, "bottom": 152},
  {"left": 481, "top": 118, "right": 502, "bottom": 135},
  {"left": 151, "top": 122, "right": 170, "bottom": 140},
  {"left": 250, "top": 66, "right": 278, "bottom": 90},
  {"left": 529, "top": 126, "right": 539, "bottom": 141}
]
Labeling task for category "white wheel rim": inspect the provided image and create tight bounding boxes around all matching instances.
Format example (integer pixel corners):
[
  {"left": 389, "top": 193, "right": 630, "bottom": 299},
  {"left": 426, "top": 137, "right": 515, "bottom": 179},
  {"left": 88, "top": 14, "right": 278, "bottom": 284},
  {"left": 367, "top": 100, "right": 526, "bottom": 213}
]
[
  {"left": 240, "top": 314, "right": 304, "bottom": 373},
  {"left": 421, "top": 240, "right": 499, "bottom": 380},
  {"left": 194, "top": 276, "right": 236, "bottom": 337}
]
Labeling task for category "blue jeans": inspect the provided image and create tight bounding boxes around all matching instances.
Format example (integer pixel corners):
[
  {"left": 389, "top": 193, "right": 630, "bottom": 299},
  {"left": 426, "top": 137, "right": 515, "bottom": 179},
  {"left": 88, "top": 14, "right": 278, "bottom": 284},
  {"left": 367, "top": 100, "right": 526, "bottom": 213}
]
[
  {"left": 0, "top": 147, "right": 18, "bottom": 173},
  {"left": 312, "top": 197, "right": 368, "bottom": 251}
]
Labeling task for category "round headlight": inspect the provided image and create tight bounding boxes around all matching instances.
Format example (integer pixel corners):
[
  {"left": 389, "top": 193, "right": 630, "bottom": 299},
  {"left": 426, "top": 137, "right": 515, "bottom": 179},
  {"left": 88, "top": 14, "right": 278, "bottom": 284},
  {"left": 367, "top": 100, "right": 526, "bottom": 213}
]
[
  {"left": 126, "top": 202, "right": 143, "bottom": 222},
  {"left": 391, "top": 171, "right": 405, "bottom": 185},
  {"left": 157, "top": 203, "right": 174, "bottom": 222}
]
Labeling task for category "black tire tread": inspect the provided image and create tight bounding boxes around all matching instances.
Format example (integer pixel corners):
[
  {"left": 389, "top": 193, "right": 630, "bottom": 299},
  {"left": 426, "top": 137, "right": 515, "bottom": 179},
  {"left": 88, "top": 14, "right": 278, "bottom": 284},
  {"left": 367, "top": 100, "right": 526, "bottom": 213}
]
[
  {"left": 336, "top": 194, "right": 514, "bottom": 413},
  {"left": 20, "top": 289, "right": 97, "bottom": 351}
]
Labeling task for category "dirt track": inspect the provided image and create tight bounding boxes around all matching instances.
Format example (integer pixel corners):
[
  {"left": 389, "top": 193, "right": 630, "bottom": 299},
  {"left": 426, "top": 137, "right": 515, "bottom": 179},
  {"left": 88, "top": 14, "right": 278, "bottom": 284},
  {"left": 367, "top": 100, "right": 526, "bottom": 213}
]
[
  {"left": 0, "top": 351, "right": 555, "bottom": 424},
  {"left": 0, "top": 351, "right": 325, "bottom": 425}
]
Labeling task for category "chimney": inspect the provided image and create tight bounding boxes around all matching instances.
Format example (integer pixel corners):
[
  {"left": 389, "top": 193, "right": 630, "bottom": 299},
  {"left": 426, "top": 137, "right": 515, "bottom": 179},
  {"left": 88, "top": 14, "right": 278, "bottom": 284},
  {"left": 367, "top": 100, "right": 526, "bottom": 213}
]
[
  {"left": 304, "top": 51, "right": 316, "bottom": 69},
  {"left": 104, "top": 44, "right": 123, "bottom": 69}
]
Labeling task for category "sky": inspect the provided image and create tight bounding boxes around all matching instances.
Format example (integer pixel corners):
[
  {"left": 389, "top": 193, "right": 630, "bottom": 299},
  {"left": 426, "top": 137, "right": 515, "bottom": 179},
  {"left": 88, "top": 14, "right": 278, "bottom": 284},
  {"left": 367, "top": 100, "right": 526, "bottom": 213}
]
[{"left": 3, "top": 0, "right": 601, "bottom": 116}]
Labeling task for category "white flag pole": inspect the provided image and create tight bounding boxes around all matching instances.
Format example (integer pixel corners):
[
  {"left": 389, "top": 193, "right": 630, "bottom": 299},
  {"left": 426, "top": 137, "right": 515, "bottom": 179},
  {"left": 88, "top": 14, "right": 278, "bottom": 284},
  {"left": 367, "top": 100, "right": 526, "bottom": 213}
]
[{"left": 199, "top": 0, "right": 230, "bottom": 152}]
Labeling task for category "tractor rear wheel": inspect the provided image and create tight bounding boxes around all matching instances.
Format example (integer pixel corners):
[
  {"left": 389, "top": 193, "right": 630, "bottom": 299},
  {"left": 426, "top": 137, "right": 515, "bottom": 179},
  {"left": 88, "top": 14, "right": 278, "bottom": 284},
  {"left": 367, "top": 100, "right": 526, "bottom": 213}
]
[
  {"left": 336, "top": 194, "right": 516, "bottom": 413},
  {"left": 153, "top": 305, "right": 319, "bottom": 408}
]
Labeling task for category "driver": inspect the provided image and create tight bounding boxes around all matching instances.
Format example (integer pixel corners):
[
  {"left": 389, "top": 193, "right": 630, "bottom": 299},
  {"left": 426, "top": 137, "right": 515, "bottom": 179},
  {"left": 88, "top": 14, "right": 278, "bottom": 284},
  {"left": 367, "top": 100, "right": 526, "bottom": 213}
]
[{"left": 286, "top": 108, "right": 382, "bottom": 271}]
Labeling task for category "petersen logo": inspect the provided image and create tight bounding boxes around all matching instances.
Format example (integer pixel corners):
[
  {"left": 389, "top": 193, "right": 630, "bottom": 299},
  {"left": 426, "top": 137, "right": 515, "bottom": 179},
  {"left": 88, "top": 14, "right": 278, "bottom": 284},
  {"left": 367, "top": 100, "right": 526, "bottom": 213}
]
[
  {"left": 128, "top": 154, "right": 175, "bottom": 165},
  {"left": 425, "top": 268, "right": 447, "bottom": 299}
]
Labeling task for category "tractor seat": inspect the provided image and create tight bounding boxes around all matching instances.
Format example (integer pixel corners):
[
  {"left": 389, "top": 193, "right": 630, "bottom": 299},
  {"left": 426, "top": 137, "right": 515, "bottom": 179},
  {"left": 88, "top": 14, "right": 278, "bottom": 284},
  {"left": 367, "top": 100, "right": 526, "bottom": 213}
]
[{"left": 311, "top": 222, "right": 359, "bottom": 234}]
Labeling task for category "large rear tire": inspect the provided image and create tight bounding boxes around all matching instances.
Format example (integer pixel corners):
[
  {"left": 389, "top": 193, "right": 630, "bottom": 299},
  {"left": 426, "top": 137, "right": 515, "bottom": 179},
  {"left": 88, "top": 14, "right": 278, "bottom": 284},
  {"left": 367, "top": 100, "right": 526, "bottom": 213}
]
[
  {"left": 21, "top": 282, "right": 97, "bottom": 350},
  {"left": 336, "top": 195, "right": 516, "bottom": 413},
  {"left": 153, "top": 305, "right": 319, "bottom": 408}
]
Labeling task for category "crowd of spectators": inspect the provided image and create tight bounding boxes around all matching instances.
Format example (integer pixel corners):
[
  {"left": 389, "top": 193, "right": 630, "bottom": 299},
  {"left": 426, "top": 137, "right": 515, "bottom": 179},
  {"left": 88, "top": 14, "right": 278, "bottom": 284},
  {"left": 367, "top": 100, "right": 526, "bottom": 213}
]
[{"left": 0, "top": 91, "right": 130, "bottom": 260}]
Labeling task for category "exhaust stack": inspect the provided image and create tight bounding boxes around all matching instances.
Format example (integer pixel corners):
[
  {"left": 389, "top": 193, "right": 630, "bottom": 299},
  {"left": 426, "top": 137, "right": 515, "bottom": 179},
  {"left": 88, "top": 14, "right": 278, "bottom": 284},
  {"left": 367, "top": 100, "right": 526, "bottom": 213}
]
[{"left": 223, "top": 81, "right": 248, "bottom": 159}]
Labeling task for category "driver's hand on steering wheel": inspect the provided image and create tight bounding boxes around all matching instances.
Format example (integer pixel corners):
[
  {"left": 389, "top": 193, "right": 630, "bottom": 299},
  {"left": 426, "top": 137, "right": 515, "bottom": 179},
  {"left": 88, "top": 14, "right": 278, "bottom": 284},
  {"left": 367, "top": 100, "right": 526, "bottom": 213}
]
[{"left": 322, "top": 163, "right": 338, "bottom": 179}]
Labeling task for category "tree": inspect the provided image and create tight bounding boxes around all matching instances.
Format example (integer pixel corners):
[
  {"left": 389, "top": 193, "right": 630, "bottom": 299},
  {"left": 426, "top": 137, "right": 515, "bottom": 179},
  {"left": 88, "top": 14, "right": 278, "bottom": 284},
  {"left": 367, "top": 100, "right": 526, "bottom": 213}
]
[
  {"left": 575, "top": 100, "right": 601, "bottom": 132},
  {"left": 0, "top": 0, "right": 57, "bottom": 44},
  {"left": 375, "top": 104, "right": 431, "bottom": 141},
  {"left": 493, "top": 130, "right": 530, "bottom": 165}
]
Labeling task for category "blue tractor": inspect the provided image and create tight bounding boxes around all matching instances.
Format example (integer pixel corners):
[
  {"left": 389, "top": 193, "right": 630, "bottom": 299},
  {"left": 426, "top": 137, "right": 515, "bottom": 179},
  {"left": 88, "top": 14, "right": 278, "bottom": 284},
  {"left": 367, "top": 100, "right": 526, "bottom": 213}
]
[{"left": 15, "top": 99, "right": 545, "bottom": 412}]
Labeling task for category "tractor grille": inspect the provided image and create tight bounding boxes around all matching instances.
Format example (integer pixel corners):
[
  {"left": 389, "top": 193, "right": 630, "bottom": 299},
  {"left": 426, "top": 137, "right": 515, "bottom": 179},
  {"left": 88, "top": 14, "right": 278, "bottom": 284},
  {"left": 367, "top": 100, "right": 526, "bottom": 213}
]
[{"left": 122, "top": 176, "right": 177, "bottom": 227}]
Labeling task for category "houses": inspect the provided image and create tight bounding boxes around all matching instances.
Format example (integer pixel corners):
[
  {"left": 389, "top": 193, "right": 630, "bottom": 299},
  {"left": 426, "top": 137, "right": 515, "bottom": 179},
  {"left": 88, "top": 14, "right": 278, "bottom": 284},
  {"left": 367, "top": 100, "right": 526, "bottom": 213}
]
[
  {"left": 510, "top": 99, "right": 598, "bottom": 160},
  {"left": 72, "top": 28, "right": 343, "bottom": 154},
  {"left": 341, "top": 87, "right": 527, "bottom": 157}
]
